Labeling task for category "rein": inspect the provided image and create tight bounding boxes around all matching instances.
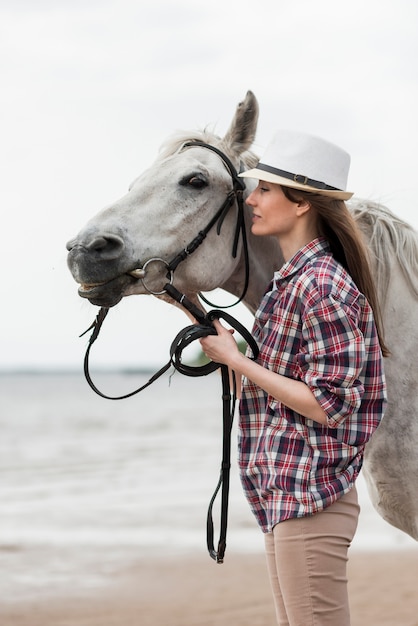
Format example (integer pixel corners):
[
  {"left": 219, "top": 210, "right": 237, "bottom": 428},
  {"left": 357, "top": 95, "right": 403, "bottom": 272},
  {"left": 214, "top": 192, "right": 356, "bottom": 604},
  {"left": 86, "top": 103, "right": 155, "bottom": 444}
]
[{"left": 80, "top": 141, "right": 258, "bottom": 562}]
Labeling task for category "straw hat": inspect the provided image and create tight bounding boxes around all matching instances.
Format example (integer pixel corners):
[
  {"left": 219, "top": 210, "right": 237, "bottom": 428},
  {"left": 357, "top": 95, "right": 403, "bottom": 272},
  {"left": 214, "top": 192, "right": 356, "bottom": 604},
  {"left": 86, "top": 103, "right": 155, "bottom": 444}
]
[{"left": 240, "top": 130, "right": 353, "bottom": 200}]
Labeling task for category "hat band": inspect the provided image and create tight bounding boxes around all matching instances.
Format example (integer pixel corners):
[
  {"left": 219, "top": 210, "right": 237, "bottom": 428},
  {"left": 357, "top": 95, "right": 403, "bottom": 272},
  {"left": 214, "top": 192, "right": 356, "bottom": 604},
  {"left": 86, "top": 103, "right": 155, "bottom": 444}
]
[{"left": 256, "top": 163, "right": 342, "bottom": 192}]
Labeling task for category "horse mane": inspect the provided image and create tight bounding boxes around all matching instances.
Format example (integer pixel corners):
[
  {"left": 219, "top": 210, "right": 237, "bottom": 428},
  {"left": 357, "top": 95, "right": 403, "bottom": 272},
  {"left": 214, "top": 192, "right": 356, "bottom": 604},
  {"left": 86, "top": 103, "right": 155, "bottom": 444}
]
[
  {"left": 157, "top": 128, "right": 259, "bottom": 169},
  {"left": 349, "top": 199, "right": 418, "bottom": 302}
]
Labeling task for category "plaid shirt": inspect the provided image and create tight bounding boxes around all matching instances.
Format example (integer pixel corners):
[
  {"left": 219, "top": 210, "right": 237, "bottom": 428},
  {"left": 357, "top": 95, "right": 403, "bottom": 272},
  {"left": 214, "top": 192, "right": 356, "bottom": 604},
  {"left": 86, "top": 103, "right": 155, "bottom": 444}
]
[{"left": 239, "top": 238, "right": 387, "bottom": 533}]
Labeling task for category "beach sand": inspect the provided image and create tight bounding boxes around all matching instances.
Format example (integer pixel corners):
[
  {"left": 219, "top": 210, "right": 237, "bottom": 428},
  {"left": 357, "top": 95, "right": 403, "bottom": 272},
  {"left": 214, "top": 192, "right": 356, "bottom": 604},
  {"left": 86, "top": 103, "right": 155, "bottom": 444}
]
[{"left": 0, "top": 547, "right": 417, "bottom": 626}]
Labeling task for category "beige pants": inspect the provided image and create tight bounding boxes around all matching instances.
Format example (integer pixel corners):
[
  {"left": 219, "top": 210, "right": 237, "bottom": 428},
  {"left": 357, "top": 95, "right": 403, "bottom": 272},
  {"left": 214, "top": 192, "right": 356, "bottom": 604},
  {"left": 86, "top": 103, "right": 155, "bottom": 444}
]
[{"left": 264, "top": 486, "right": 360, "bottom": 626}]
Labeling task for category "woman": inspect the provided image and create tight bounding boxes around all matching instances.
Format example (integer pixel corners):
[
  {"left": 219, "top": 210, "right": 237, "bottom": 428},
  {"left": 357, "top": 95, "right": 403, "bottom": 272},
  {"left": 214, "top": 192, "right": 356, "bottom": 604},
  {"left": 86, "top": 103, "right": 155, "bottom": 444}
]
[{"left": 200, "top": 130, "right": 387, "bottom": 626}]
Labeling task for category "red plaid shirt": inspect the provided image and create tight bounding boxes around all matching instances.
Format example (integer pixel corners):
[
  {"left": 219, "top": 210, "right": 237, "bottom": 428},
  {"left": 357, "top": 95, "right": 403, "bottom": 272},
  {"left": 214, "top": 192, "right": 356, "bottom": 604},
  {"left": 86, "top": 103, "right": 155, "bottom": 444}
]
[{"left": 239, "top": 238, "right": 387, "bottom": 532}]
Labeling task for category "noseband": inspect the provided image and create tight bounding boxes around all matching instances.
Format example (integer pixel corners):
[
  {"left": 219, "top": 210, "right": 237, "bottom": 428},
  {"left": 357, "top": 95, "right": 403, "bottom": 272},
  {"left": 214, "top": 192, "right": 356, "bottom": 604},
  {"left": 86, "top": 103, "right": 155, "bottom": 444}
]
[{"left": 80, "top": 141, "right": 258, "bottom": 563}]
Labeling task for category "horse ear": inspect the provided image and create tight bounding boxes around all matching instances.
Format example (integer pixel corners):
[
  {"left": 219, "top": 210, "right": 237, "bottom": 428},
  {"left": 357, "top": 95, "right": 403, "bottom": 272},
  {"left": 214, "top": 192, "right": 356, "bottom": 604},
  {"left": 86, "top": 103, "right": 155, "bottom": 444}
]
[{"left": 220, "top": 91, "right": 259, "bottom": 157}]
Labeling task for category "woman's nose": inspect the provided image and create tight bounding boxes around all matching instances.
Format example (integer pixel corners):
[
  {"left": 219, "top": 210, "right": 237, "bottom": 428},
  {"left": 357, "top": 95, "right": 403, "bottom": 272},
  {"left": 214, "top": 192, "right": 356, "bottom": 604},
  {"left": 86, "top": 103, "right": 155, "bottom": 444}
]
[{"left": 246, "top": 190, "right": 256, "bottom": 206}]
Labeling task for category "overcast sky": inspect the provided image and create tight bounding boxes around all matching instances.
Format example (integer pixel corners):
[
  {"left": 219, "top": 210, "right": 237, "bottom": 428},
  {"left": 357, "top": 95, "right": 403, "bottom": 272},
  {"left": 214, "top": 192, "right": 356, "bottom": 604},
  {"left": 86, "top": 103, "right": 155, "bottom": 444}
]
[{"left": 1, "top": 0, "right": 417, "bottom": 370}]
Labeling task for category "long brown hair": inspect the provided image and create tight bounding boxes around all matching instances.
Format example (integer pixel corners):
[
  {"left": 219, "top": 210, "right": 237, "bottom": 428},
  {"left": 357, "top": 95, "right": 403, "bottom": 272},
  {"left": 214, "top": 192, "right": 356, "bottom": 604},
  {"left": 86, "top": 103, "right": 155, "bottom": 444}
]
[{"left": 282, "top": 186, "right": 389, "bottom": 357}]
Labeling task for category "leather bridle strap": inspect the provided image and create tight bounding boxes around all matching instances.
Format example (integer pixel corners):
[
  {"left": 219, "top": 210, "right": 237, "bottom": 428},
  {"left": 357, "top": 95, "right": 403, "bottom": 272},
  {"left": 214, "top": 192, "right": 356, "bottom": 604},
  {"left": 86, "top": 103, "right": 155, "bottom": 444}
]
[
  {"left": 206, "top": 361, "right": 234, "bottom": 562},
  {"left": 80, "top": 307, "right": 174, "bottom": 400},
  {"left": 202, "top": 308, "right": 258, "bottom": 563},
  {"left": 166, "top": 189, "right": 237, "bottom": 274},
  {"left": 80, "top": 288, "right": 259, "bottom": 563},
  {"left": 176, "top": 141, "right": 250, "bottom": 308},
  {"left": 165, "top": 285, "right": 259, "bottom": 562}
]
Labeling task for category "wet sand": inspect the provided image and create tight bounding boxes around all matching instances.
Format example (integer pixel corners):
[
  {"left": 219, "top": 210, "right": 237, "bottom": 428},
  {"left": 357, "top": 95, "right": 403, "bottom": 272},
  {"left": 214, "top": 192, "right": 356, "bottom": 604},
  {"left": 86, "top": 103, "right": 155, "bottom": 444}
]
[{"left": 0, "top": 547, "right": 417, "bottom": 625}]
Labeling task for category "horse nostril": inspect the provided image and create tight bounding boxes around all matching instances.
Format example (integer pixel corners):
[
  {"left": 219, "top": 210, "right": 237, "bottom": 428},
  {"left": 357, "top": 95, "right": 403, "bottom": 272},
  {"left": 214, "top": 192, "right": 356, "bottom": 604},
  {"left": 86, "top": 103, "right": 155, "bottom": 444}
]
[
  {"left": 66, "top": 238, "right": 77, "bottom": 251},
  {"left": 86, "top": 233, "right": 125, "bottom": 260}
]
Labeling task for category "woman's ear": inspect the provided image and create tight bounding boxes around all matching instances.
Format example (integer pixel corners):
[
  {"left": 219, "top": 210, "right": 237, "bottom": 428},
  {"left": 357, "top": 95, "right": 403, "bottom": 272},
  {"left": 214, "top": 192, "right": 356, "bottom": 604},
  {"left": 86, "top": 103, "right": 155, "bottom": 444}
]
[{"left": 295, "top": 200, "right": 311, "bottom": 216}]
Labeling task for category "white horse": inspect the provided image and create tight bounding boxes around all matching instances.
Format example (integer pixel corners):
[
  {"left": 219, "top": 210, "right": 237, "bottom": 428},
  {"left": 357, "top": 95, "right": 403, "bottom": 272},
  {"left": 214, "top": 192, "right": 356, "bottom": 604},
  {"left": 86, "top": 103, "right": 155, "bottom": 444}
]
[{"left": 67, "top": 91, "right": 418, "bottom": 541}]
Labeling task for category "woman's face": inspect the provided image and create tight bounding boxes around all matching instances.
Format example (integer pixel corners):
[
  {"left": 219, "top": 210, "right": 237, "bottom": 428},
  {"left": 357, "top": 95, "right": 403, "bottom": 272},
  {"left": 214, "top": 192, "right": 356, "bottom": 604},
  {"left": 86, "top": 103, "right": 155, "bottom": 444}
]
[{"left": 246, "top": 181, "right": 301, "bottom": 239}]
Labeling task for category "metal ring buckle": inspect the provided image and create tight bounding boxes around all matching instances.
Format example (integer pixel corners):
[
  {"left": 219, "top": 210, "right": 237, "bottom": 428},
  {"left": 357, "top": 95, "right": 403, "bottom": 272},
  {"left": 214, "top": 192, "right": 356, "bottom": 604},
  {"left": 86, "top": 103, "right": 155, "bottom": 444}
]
[{"left": 141, "top": 258, "right": 174, "bottom": 295}]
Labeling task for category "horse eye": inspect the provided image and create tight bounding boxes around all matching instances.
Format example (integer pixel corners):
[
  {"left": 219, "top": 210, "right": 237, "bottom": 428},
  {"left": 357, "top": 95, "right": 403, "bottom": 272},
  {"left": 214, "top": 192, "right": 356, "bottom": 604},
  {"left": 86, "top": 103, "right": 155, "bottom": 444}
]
[{"left": 180, "top": 174, "right": 208, "bottom": 189}]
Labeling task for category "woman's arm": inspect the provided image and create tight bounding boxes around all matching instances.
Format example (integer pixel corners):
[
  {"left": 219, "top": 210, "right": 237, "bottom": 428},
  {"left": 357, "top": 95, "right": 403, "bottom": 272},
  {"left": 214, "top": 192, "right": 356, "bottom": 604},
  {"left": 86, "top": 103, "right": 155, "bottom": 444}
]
[{"left": 200, "top": 320, "right": 328, "bottom": 425}]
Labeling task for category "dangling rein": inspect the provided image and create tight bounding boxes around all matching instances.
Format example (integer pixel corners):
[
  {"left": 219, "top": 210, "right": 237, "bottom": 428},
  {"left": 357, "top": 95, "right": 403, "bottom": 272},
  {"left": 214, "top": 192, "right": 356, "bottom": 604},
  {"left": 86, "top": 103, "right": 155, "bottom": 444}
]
[{"left": 80, "top": 284, "right": 258, "bottom": 563}]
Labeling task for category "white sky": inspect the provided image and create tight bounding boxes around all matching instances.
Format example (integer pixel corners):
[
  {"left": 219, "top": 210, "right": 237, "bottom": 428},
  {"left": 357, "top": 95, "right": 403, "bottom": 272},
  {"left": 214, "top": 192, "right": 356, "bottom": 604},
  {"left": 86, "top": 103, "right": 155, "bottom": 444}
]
[{"left": 1, "top": 0, "right": 417, "bottom": 370}]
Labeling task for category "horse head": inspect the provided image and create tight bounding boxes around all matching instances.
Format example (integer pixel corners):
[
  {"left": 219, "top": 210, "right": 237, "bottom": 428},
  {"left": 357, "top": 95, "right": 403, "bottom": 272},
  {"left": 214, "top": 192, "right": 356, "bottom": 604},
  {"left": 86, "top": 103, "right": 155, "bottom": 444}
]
[{"left": 66, "top": 91, "right": 281, "bottom": 313}]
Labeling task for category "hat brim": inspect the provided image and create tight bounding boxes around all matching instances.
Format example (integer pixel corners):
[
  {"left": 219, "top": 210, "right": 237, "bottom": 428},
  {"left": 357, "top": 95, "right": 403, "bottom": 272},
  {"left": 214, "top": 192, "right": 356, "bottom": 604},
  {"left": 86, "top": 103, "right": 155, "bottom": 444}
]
[{"left": 239, "top": 168, "right": 353, "bottom": 201}]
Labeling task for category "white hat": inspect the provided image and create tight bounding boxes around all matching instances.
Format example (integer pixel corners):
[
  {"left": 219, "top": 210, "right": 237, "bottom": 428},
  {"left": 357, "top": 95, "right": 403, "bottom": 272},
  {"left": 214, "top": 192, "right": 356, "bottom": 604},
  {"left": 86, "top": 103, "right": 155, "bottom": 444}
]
[{"left": 240, "top": 129, "right": 353, "bottom": 200}]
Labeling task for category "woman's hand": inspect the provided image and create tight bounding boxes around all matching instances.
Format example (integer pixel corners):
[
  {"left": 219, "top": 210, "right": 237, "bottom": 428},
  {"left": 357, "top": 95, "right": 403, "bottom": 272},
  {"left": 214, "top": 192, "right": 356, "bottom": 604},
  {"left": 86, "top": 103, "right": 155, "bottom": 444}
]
[
  {"left": 199, "top": 319, "right": 241, "bottom": 368},
  {"left": 201, "top": 320, "right": 328, "bottom": 424}
]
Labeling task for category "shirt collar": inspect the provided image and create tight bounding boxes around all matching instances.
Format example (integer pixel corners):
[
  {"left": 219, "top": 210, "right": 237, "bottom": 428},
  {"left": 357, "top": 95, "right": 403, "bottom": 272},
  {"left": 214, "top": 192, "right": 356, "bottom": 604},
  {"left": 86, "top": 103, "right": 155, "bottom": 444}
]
[{"left": 274, "top": 237, "right": 331, "bottom": 284}]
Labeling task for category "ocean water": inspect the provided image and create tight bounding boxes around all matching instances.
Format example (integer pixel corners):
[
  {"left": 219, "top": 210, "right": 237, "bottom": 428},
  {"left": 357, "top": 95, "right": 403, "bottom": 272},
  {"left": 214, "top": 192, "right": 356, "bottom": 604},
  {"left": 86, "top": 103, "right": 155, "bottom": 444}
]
[
  {"left": 0, "top": 371, "right": 416, "bottom": 599},
  {"left": 0, "top": 371, "right": 263, "bottom": 553}
]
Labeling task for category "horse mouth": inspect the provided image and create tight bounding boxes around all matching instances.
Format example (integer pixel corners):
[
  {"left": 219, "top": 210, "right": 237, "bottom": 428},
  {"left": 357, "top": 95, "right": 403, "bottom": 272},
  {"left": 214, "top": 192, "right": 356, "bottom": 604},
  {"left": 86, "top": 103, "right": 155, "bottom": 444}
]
[
  {"left": 77, "top": 274, "right": 134, "bottom": 307},
  {"left": 79, "top": 282, "right": 107, "bottom": 295}
]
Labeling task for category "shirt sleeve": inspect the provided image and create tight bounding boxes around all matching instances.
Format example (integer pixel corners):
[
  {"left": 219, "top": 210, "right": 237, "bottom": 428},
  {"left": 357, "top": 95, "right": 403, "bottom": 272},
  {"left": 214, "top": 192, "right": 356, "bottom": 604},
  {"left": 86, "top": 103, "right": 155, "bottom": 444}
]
[{"left": 296, "top": 294, "right": 366, "bottom": 427}]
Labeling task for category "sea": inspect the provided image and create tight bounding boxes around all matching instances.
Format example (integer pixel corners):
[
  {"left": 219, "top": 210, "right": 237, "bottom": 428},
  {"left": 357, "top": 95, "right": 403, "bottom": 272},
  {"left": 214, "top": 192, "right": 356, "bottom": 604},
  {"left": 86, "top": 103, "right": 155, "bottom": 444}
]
[{"left": 0, "top": 371, "right": 416, "bottom": 600}]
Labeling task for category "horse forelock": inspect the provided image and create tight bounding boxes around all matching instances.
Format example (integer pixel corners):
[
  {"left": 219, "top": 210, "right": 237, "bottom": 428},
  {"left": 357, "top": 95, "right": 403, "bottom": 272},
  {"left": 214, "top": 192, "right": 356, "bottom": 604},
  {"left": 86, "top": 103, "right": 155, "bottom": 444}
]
[
  {"left": 158, "top": 128, "right": 218, "bottom": 159},
  {"left": 157, "top": 128, "right": 259, "bottom": 170},
  {"left": 349, "top": 199, "right": 418, "bottom": 302}
]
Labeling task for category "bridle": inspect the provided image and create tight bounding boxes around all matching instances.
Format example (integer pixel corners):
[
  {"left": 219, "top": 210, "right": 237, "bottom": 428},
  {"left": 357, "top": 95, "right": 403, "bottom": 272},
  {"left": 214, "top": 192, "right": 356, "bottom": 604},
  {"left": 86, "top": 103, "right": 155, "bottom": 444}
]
[
  {"left": 80, "top": 141, "right": 259, "bottom": 563},
  {"left": 129, "top": 140, "right": 251, "bottom": 305}
]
